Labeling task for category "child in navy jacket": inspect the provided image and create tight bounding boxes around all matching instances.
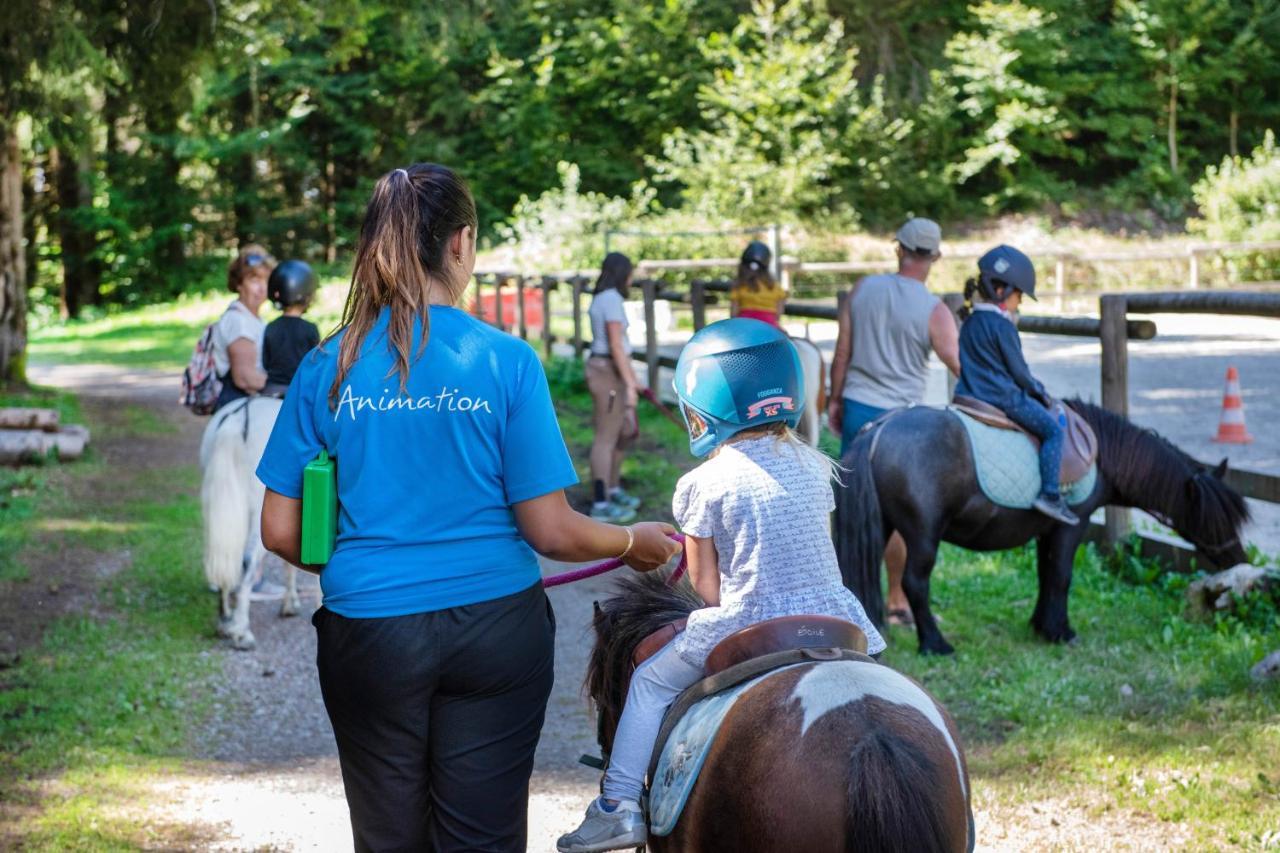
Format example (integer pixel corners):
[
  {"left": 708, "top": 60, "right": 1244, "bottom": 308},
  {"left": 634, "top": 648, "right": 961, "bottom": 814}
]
[{"left": 955, "top": 245, "right": 1079, "bottom": 525}]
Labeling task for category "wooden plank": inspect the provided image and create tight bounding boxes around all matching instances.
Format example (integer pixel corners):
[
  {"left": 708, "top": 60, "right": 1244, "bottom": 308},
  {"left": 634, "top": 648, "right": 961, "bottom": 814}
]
[
  {"left": 571, "top": 277, "right": 584, "bottom": 362},
  {"left": 1123, "top": 291, "right": 1280, "bottom": 317},
  {"left": 642, "top": 279, "right": 659, "bottom": 390},
  {"left": 493, "top": 275, "right": 505, "bottom": 330},
  {"left": 690, "top": 280, "right": 707, "bottom": 331},
  {"left": 1016, "top": 314, "right": 1157, "bottom": 340},
  {"left": 541, "top": 278, "right": 554, "bottom": 358},
  {"left": 1084, "top": 522, "right": 1200, "bottom": 574},
  {"left": 515, "top": 276, "right": 527, "bottom": 341},
  {"left": 1099, "top": 294, "right": 1131, "bottom": 545}
]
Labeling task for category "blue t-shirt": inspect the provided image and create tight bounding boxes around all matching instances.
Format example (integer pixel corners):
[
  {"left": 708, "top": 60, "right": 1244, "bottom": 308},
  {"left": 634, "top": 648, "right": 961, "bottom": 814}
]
[{"left": 256, "top": 305, "right": 578, "bottom": 618}]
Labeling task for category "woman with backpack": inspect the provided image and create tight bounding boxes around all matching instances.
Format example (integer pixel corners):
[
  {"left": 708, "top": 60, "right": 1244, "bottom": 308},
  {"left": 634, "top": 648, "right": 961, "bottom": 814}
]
[
  {"left": 256, "top": 163, "right": 682, "bottom": 852},
  {"left": 211, "top": 244, "right": 274, "bottom": 411}
]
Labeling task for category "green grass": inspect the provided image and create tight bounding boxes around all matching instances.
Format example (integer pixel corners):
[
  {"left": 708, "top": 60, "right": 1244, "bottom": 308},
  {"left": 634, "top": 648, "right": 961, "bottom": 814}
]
[
  {"left": 27, "top": 268, "right": 353, "bottom": 372},
  {"left": 0, "top": 411, "right": 218, "bottom": 847},
  {"left": 545, "top": 355, "right": 1280, "bottom": 846}
]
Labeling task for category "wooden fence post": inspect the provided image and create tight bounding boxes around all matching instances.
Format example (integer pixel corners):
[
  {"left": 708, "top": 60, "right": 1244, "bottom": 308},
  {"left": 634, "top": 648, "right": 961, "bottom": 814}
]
[
  {"left": 541, "top": 277, "right": 554, "bottom": 358},
  {"left": 1100, "top": 294, "right": 1131, "bottom": 546},
  {"left": 493, "top": 275, "right": 506, "bottom": 330},
  {"left": 515, "top": 276, "right": 527, "bottom": 341},
  {"left": 691, "top": 280, "right": 707, "bottom": 331},
  {"left": 1188, "top": 249, "right": 1200, "bottom": 290},
  {"left": 571, "top": 277, "right": 584, "bottom": 360},
  {"left": 642, "top": 279, "right": 659, "bottom": 390},
  {"left": 1054, "top": 258, "right": 1066, "bottom": 311}
]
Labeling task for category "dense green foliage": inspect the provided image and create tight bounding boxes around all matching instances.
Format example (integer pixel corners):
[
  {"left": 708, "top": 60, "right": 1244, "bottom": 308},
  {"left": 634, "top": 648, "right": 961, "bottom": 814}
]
[{"left": 10, "top": 0, "right": 1280, "bottom": 319}]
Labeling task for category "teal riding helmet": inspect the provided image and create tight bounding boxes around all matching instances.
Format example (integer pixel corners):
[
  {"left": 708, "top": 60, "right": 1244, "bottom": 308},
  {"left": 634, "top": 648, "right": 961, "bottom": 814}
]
[{"left": 673, "top": 319, "right": 805, "bottom": 457}]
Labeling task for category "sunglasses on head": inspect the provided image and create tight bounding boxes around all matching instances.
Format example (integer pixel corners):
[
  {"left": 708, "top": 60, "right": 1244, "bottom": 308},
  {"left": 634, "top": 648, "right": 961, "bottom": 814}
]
[{"left": 244, "top": 253, "right": 269, "bottom": 267}]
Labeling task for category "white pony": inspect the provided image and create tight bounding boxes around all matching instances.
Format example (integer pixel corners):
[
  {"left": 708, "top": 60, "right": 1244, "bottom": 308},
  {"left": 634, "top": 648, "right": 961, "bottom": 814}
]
[
  {"left": 790, "top": 335, "right": 826, "bottom": 447},
  {"left": 199, "top": 396, "right": 299, "bottom": 650}
]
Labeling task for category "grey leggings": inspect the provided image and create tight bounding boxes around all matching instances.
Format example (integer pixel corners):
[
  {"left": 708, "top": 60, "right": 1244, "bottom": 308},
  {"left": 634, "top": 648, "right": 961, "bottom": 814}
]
[{"left": 602, "top": 642, "right": 704, "bottom": 803}]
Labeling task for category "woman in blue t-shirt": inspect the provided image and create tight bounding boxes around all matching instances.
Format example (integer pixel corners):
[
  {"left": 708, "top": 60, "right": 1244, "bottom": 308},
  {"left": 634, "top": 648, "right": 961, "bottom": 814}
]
[{"left": 257, "top": 164, "right": 682, "bottom": 853}]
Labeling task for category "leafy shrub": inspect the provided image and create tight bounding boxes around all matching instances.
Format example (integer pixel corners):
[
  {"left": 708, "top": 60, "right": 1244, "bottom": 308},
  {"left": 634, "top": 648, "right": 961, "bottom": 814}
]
[{"left": 1189, "top": 131, "right": 1280, "bottom": 280}]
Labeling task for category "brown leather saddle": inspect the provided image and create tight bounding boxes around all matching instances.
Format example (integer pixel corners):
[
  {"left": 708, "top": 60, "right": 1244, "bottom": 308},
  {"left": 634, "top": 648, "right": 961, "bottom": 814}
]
[
  {"left": 632, "top": 615, "right": 868, "bottom": 677},
  {"left": 951, "top": 394, "right": 1099, "bottom": 485}
]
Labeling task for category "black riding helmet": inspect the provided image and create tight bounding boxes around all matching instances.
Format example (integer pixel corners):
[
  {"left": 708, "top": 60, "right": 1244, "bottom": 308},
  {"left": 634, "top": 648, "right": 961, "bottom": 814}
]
[
  {"left": 976, "top": 244, "right": 1037, "bottom": 303},
  {"left": 741, "top": 240, "right": 772, "bottom": 271},
  {"left": 268, "top": 259, "right": 318, "bottom": 310}
]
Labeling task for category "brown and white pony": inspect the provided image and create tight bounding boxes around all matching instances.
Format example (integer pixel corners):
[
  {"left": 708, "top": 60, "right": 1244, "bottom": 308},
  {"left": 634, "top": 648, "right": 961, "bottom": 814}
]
[{"left": 586, "top": 572, "right": 974, "bottom": 852}]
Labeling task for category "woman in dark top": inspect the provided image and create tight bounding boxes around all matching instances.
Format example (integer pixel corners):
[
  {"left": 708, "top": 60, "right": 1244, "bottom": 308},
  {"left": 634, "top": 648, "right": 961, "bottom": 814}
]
[
  {"left": 257, "top": 164, "right": 682, "bottom": 852},
  {"left": 955, "top": 245, "right": 1078, "bottom": 525}
]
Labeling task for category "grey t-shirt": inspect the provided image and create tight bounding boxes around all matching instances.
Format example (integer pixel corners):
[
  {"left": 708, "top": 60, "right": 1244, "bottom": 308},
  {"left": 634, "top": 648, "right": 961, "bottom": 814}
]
[
  {"left": 588, "top": 288, "right": 630, "bottom": 356},
  {"left": 843, "top": 273, "right": 939, "bottom": 409}
]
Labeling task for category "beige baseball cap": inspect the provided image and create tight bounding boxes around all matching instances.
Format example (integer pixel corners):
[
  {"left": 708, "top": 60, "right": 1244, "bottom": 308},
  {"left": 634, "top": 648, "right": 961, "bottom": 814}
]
[{"left": 895, "top": 218, "right": 942, "bottom": 255}]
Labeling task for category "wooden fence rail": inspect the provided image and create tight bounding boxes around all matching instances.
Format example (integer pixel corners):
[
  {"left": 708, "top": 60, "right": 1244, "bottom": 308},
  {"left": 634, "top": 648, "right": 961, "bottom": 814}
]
[{"left": 483, "top": 271, "right": 1280, "bottom": 570}]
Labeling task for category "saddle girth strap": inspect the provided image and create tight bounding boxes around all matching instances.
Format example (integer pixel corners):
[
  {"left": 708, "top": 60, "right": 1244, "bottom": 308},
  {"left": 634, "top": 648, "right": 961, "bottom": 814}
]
[{"left": 645, "top": 647, "right": 877, "bottom": 787}]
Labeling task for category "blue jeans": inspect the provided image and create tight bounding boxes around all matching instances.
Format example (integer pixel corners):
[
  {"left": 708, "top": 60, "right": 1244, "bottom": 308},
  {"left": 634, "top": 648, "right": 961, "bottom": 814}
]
[
  {"left": 1003, "top": 397, "right": 1065, "bottom": 499},
  {"left": 840, "top": 398, "right": 890, "bottom": 458}
]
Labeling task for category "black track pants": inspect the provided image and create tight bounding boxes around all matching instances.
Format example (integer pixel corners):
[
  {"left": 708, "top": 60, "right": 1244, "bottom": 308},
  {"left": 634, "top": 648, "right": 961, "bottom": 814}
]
[{"left": 313, "top": 582, "right": 556, "bottom": 852}]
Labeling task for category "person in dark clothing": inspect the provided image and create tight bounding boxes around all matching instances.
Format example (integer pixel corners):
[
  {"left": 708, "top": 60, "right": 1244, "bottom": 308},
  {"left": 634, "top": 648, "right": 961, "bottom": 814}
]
[
  {"left": 955, "top": 245, "right": 1079, "bottom": 525},
  {"left": 262, "top": 260, "right": 321, "bottom": 396}
]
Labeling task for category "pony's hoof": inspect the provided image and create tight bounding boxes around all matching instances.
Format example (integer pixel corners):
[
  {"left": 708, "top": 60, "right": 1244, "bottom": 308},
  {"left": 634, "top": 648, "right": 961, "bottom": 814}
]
[
  {"left": 215, "top": 619, "right": 233, "bottom": 639},
  {"left": 229, "top": 633, "right": 257, "bottom": 651},
  {"left": 279, "top": 598, "right": 301, "bottom": 618},
  {"left": 918, "top": 639, "right": 955, "bottom": 656},
  {"left": 1035, "top": 624, "right": 1077, "bottom": 645}
]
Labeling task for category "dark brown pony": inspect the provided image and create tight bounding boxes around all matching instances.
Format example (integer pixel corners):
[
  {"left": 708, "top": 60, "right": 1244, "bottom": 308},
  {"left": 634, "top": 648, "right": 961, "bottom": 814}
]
[
  {"left": 838, "top": 399, "right": 1250, "bottom": 655},
  {"left": 587, "top": 572, "right": 974, "bottom": 852}
]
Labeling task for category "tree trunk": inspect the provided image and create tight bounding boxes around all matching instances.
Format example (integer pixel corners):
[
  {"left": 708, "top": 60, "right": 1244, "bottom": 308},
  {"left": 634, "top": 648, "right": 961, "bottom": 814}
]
[
  {"left": 324, "top": 149, "right": 337, "bottom": 264},
  {"left": 1229, "top": 107, "right": 1239, "bottom": 159},
  {"left": 22, "top": 152, "right": 39, "bottom": 294},
  {"left": 56, "top": 147, "right": 84, "bottom": 319},
  {"left": 231, "top": 68, "right": 257, "bottom": 245},
  {"left": 0, "top": 123, "right": 27, "bottom": 385},
  {"left": 1166, "top": 45, "right": 1178, "bottom": 173}
]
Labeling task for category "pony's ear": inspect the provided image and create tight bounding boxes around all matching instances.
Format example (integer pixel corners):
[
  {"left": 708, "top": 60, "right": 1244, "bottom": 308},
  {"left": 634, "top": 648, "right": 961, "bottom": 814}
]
[{"left": 1213, "top": 458, "right": 1229, "bottom": 480}]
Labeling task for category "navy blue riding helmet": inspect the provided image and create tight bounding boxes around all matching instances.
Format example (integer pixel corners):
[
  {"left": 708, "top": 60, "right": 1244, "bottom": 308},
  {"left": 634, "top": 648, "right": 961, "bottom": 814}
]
[
  {"left": 268, "top": 259, "right": 319, "bottom": 309},
  {"left": 740, "top": 240, "right": 772, "bottom": 272},
  {"left": 976, "top": 245, "right": 1037, "bottom": 303},
  {"left": 673, "top": 319, "right": 805, "bottom": 457}
]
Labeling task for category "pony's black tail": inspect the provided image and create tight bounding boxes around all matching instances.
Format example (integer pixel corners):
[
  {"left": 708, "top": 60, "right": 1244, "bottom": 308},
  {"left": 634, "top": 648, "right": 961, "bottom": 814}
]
[
  {"left": 836, "top": 427, "right": 886, "bottom": 628},
  {"left": 844, "top": 729, "right": 955, "bottom": 853}
]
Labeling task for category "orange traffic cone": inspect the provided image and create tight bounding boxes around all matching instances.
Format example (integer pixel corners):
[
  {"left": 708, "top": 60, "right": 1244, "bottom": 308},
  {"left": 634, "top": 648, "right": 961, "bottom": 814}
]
[{"left": 1213, "top": 366, "right": 1253, "bottom": 444}]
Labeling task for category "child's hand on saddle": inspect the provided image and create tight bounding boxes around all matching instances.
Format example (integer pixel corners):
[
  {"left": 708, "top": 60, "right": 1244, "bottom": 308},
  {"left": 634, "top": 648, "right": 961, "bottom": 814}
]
[
  {"left": 624, "top": 522, "right": 683, "bottom": 572},
  {"left": 826, "top": 398, "right": 843, "bottom": 435}
]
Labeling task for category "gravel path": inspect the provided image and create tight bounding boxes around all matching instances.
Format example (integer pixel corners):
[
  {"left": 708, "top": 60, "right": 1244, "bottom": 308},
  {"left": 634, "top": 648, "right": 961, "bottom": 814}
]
[{"left": 27, "top": 360, "right": 1209, "bottom": 851}]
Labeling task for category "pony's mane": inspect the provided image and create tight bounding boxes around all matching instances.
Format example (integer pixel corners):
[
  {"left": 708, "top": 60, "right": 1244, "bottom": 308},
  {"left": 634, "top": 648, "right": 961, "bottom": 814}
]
[
  {"left": 1067, "top": 398, "right": 1250, "bottom": 543},
  {"left": 585, "top": 571, "right": 701, "bottom": 729}
]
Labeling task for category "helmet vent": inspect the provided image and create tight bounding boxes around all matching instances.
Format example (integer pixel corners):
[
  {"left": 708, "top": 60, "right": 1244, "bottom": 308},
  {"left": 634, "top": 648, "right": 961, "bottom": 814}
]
[{"left": 715, "top": 341, "right": 795, "bottom": 398}]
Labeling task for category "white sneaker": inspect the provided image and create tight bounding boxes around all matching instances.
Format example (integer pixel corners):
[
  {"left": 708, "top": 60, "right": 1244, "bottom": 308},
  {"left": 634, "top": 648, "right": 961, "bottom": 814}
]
[{"left": 557, "top": 797, "right": 646, "bottom": 852}]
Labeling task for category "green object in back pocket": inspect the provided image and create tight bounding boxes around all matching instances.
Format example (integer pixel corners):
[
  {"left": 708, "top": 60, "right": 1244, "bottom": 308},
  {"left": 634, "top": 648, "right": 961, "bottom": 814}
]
[{"left": 301, "top": 450, "right": 337, "bottom": 565}]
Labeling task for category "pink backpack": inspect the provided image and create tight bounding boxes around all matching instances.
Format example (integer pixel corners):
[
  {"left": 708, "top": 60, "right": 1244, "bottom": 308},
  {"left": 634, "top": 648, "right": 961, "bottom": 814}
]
[{"left": 180, "top": 320, "right": 223, "bottom": 415}]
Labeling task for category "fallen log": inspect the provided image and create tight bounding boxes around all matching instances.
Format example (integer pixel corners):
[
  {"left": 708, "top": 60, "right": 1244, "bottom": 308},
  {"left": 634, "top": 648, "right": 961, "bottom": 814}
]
[
  {"left": 0, "top": 407, "right": 60, "bottom": 432},
  {"left": 0, "top": 425, "right": 90, "bottom": 463},
  {"left": 1184, "top": 563, "right": 1279, "bottom": 619}
]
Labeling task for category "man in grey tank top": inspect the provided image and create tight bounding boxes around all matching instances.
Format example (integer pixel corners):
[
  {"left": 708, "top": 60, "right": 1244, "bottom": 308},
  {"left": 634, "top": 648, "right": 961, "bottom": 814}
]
[{"left": 828, "top": 217, "right": 960, "bottom": 625}]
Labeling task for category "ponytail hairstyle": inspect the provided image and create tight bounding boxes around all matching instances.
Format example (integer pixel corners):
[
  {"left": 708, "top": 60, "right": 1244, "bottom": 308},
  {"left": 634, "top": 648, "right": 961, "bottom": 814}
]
[
  {"left": 327, "top": 164, "right": 478, "bottom": 407},
  {"left": 960, "top": 276, "right": 978, "bottom": 321},
  {"left": 593, "top": 252, "right": 634, "bottom": 298}
]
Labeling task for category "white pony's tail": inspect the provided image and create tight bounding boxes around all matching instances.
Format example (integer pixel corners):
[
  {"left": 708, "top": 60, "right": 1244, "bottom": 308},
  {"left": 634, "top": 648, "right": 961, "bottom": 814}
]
[{"left": 202, "top": 423, "right": 249, "bottom": 590}]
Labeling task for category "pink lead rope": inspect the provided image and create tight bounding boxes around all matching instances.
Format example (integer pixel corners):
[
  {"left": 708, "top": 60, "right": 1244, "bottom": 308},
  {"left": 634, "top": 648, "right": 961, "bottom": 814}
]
[{"left": 543, "top": 532, "right": 687, "bottom": 588}]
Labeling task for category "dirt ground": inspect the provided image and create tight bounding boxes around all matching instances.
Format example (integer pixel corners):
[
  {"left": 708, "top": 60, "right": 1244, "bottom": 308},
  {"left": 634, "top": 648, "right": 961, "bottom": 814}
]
[{"left": 5, "top": 361, "right": 1212, "bottom": 851}]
